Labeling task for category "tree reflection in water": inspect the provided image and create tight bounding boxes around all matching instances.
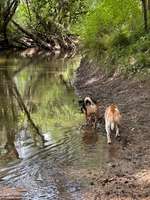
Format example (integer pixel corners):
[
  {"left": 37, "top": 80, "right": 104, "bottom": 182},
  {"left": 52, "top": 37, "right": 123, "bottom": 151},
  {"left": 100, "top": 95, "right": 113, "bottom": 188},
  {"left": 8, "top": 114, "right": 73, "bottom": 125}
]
[
  {"left": 0, "top": 61, "right": 19, "bottom": 158},
  {"left": 0, "top": 54, "right": 81, "bottom": 161}
]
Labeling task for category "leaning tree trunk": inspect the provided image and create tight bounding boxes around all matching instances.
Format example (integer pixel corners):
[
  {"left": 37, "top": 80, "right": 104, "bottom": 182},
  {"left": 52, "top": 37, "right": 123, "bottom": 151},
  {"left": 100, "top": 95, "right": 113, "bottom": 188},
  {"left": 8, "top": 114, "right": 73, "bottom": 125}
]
[
  {"left": 1, "top": 0, "right": 19, "bottom": 46},
  {"left": 2, "top": 25, "right": 8, "bottom": 45}
]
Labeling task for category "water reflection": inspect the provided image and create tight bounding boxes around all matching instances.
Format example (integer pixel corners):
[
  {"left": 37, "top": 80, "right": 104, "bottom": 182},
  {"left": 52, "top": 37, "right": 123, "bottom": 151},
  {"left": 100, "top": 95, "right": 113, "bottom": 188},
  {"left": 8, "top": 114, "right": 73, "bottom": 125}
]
[
  {"left": 0, "top": 53, "right": 82, "bottom": 161},
  {"left": 0, "top": 59, "right": 19, "bottom": 159},
  {"left": 82, "top": 127, "right": 98, "bottom": 145}
]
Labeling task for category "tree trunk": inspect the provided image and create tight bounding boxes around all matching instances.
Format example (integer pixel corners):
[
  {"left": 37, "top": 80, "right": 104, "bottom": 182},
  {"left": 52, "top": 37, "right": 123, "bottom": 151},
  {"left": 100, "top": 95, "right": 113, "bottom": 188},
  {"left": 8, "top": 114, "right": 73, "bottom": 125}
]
[
  {"left": 3, "top": 25, "right": 9, "bottom": 45},
  {"left": 1, "top": 0, "right": 19, "bottom": 46},
  {"left": 148, "top": 0, "right": 150, "bottom": 10},
  {"left": 141, "top": 0, "right": 148, "bottom": 31}
]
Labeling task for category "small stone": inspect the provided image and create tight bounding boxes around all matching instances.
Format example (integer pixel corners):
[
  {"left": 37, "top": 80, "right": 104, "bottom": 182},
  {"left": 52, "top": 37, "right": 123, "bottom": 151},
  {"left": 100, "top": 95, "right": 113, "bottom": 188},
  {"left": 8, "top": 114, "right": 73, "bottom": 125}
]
[
  {"left": 111, "top": 164, "right": 116, "bottom": 168},
  {"left": 90, "top": 182, "right": 94, "bottom": 185},
  {"left": 124, "top": 180, "right": 128, "bottom": 184}
]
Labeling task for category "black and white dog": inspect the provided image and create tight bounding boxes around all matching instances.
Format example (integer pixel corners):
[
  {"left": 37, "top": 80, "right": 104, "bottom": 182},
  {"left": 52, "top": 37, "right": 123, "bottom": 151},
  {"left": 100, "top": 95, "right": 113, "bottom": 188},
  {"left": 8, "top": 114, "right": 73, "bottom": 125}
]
[{"left": 79, "top": 96, "right": 100, "bottom": 128}]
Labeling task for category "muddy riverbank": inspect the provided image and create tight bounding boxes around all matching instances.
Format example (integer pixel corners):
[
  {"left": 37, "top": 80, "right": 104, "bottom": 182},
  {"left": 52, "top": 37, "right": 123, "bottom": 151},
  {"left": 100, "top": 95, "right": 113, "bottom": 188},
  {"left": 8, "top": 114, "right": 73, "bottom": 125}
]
[
  {"left": 73, "top": 57, "right": 150, "bottom": 200},
  {"left": 0, "top": 54, "right": 149, "bottom": 200}
]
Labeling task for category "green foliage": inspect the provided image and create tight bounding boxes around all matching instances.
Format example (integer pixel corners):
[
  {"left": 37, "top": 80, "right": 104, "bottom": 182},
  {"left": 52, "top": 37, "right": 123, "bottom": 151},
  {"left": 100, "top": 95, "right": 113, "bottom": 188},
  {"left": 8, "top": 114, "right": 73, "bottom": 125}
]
[
  {"left": 75, "top": 0, "right": 142, "bottom": 49},
  {"left": 73, "top": 0, "right": 150, "bottom": 76},
  {"left": 111, "top": 31, "right": 130, "bottom": 48},
  {"left": 113, "top": 33, "right": 150, "bottom": 75},
  {"left": 15, "top": 0, "right": 91, "bottom": 33},
  {"left": 0, "top": 0, "right": 93, "bottom": 44}
]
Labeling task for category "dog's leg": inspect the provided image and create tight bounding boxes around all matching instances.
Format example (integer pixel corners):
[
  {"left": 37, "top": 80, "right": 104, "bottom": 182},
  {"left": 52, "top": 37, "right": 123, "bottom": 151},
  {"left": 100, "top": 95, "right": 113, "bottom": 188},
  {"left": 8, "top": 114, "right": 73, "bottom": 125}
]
[
  {"left": 94, "top": 123, "right": 96, "bottom": 129},
  {"left": 105, "top": 122, "right": 111, "bottom": 144},
  {"left": 93, "top": 118, "right": 96, "bottom": 129},
  {"left": 85, "top": 112, "right": 88, "bottom": 123},
  {"left": 92, "top": 114, "right": 96, "bottom": 129},
  {"left": 115, "top": 124, "right": 120, "bottom": 137}
]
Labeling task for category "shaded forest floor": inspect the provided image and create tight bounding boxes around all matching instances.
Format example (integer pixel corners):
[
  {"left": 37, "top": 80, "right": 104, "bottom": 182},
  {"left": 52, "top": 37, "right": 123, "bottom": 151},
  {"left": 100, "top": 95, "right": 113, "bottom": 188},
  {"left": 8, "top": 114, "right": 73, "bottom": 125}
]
[{"left": 74, "top": 58, "right": 150, "bottom": 200}]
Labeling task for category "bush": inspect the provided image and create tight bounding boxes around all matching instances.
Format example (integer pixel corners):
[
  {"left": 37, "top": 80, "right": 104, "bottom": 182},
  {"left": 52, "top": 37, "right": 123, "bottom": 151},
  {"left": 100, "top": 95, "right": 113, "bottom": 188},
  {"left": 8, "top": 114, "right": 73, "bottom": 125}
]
[
  {"left": 74, "top": 0, "right": 142, "bottom": 51},
  {"left": 73, "top": 0, "right": 150, "bottom": 76},
  {"left": 111, "top": 31, "right": 130, "bottom": 47}
]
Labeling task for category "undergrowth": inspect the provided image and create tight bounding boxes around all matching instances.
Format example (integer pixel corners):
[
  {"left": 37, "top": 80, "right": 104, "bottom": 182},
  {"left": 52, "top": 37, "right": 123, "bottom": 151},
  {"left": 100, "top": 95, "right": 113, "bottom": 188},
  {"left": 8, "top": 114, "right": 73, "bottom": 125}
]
[{"left": 72, "top": 0, "right": 150, "bottom": 76}]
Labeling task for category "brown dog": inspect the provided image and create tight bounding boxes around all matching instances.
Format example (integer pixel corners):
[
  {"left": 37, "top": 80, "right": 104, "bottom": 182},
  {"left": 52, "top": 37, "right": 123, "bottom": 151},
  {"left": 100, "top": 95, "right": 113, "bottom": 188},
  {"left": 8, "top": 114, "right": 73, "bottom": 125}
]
[{"left": 104, "top": 104, "right": 121, "bottom": 144}]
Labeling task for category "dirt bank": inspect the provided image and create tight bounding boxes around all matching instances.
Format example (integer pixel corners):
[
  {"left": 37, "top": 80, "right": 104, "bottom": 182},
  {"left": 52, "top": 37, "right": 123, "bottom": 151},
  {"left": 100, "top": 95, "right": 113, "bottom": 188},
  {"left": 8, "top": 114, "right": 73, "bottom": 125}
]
[{"left": 73, "top": 57, "right": 150, "bottom": 200}]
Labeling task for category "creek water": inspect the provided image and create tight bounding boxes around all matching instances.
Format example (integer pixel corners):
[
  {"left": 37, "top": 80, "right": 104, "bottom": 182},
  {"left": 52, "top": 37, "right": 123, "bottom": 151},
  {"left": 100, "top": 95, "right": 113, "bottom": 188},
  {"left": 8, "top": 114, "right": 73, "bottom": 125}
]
[{"left": 0, "top": 53, "right": 117, "bottom": 200}]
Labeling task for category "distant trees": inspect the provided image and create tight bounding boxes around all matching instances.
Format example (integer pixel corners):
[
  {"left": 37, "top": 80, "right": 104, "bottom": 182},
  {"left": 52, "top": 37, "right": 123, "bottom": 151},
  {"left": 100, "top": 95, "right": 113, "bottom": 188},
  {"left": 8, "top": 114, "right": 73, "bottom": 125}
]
[
  {"left": 0, "top": 0, "right": 149, "bottom": 50},
  {"left": 0, "top": 0, "right": 89, "bottom": 50}
]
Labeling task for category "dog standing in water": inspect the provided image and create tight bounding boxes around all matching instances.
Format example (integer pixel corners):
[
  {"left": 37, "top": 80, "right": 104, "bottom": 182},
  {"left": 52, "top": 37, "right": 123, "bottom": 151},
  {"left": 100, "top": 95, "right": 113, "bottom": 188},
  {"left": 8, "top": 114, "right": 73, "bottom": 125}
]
[
  {"left": 79, "top": 96, "right": 100, "bottom": 128},
  {"left": 104, "top": 104, "right": 121, "bottom": 144}
]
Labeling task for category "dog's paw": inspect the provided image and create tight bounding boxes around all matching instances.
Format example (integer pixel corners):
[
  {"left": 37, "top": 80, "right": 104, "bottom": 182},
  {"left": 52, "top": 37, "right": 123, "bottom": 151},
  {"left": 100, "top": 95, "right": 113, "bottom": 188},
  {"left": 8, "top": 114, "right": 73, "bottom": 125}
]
[
  {"left": 107, "top": 140, "right": 112, "bottom": 144},
  {"left": 115, "top": 134, "right": 120, "bottom": 138}
]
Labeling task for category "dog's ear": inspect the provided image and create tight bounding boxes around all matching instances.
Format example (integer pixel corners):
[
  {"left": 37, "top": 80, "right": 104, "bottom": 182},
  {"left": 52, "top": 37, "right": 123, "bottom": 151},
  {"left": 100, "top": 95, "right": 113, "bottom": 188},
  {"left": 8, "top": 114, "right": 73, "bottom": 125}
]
[{"left": 78, "top": 100, "right": 84, "bottom": 106}]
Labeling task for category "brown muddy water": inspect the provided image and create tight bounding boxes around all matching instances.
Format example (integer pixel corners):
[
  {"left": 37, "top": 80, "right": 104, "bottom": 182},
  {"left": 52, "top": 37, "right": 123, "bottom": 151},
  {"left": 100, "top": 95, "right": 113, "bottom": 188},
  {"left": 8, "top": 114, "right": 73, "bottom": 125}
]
[{"left": 0, "top": 53, "right": 118, "bottom": 200}]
